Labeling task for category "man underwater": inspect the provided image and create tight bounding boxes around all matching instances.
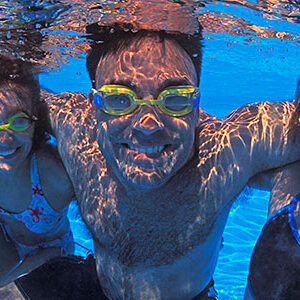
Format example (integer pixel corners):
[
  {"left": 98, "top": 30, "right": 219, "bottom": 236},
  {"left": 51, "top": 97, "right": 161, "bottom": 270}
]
[{"left": 40, "top": 22, "right": 300, "bottom": 299}]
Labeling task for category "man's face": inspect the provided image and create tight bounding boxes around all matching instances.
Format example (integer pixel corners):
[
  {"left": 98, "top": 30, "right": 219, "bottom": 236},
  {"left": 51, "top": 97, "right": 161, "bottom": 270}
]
[{"left": 95, "top": 35, "right": 199, "bottom": 190}]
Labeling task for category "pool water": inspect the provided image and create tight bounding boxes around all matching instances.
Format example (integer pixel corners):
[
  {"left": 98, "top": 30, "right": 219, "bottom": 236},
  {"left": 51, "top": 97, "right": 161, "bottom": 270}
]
[{"left": 2, "top": 0, "right": 300, "bottom": 299}]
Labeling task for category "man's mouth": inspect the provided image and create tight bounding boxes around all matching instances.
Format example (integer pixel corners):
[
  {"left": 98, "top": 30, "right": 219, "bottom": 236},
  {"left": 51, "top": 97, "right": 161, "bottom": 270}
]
[
  {"left": 120, "top": 142, "right": 172, "bottom": 159},
  {"left": 109, "top": 139, "right": 183, "bottom": 187},
  {"left": 125, "top": 143, "right": 167, "bottom": 154}
]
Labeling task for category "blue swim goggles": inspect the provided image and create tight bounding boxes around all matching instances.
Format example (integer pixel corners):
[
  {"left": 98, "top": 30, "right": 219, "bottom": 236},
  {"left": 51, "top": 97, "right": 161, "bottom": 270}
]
[{"left": 91, "top": 85, "right": 200, "bottom": 117}]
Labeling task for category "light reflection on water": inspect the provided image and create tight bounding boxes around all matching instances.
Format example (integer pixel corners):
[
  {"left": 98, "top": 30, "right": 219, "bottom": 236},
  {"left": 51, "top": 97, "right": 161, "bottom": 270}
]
[
  {"left": 213, "top": 189, "right": 269, "bottom": 299},
  {"left": 1, "top": 0, "right": 300, "bottom": 299}
]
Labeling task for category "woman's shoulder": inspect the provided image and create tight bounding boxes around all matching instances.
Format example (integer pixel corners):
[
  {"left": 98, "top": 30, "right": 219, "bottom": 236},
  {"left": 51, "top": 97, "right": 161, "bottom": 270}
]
[{"left": 35, "top": 143, "right": 75, "bottom": 212}]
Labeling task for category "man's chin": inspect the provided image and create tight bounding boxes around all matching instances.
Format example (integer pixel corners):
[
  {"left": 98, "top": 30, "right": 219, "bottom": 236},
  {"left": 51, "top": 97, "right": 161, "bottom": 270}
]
[{"left": 120, "top": 171, "right": 168, "bottom": 191}]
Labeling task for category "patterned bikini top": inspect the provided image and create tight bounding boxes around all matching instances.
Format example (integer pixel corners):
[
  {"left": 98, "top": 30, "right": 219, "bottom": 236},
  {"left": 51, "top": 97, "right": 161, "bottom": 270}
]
[{"left": 0, "top": 154, "right": 68, "bottom": 234}]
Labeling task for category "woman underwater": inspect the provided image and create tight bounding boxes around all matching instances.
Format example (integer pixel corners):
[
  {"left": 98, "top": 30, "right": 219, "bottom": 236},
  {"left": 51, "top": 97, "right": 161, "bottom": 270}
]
[{"left": 0, "top": 55, "right": 75, "bottom": 286}]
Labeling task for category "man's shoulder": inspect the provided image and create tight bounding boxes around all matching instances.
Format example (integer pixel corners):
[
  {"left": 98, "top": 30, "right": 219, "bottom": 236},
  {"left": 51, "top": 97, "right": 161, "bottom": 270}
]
[{"left": 42, "top": 90, "right": 90, "bottom": 110}]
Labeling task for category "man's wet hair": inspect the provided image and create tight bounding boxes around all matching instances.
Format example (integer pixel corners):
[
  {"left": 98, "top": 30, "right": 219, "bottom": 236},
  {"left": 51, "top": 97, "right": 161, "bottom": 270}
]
[
  {"left": 0, "top": 55, "right": 48, "bottom": 149},
  {"left": 86, "top": 23, "right": 203, "bottom": 88}
]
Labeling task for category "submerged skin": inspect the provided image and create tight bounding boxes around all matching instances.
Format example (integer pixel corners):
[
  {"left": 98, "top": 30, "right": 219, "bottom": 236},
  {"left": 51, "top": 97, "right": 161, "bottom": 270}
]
[
  {"left": 0, "top": 82, "right": 74, "bottom": 286},
  {"left": 44, "top": 36, "right": 300, "bottom": 299}
]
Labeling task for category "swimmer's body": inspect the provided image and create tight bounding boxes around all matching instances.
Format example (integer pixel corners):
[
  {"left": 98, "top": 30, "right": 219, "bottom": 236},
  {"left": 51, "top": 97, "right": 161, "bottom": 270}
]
[
  {"left": 0, "top": 56, "right": 74, "bottom": 287},
  {"left": 42, "top": 23, "right": 300, "bottom": 299}
]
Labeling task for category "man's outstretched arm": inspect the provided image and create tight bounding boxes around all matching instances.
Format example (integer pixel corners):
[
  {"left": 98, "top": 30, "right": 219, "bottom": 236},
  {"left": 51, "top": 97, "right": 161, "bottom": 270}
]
[
  {"left": 196, "top": 90, "right": 300, "bottom": 214},
  {"left": 247, "top": 77, "right": 300, "bottom": 210}
]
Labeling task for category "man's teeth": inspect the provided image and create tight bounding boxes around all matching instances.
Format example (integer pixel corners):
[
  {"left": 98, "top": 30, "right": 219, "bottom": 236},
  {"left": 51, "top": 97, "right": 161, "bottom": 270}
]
[
  {"left": 0, "top": 148, "right": 16, "bottom": 156},
  {"left": 128, "top": 144, "right": 165, "bottom": 154}
]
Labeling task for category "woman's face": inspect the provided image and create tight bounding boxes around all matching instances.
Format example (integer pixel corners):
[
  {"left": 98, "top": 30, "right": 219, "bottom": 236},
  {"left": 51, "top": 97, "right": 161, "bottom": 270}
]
[{"left": 0, "top": 83, "right": 35, "bottom": 173}]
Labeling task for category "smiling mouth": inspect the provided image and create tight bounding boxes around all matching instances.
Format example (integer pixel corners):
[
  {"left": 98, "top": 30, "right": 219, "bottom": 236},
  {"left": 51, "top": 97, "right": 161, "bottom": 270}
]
[{"left": 121, "top": 143, "right": 170, "bottom": 155}]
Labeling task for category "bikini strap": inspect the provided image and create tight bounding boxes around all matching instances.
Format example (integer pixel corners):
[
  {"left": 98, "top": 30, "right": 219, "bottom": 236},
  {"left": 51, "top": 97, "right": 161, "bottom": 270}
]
[
  {"left": 30, "top": 153, "right": 40, "bottom": 186},
  {"left": 288, "top": 192, "right": 300, "bottom": 245}
]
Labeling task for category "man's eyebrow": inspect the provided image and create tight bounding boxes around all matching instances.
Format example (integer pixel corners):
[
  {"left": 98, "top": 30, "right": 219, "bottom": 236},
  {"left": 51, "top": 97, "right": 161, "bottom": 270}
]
[
  {"left": 109, "top": 79, "right": 138, "bottom": 93},
  {"left": 157, "top": 79, "right": 191, "bottom": 93},
  {"left": 107, "top": 78, "right": 193, "bottom": 97}
]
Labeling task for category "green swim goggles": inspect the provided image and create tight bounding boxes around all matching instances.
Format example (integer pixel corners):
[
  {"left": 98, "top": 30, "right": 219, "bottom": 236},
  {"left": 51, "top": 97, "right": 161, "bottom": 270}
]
[
  {"left": 91, "top": 85, "right": 200, "bottom": 116},
  {"left": 0, "top": 112, "right": 37, "bottom": 132}
]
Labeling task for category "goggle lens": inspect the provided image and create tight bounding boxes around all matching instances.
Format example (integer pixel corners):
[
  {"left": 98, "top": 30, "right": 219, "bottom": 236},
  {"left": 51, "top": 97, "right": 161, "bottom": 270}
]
[
  {"left": 11, "top": 116, "right": 31, "bottom": 130},
  {"left": 0, "top": 112, "right": 34, "bottom": 132},
  {"left": 163, "top": 95, "right": 192, "bottom": 112},
  {"left": 102, "top": 94, "right": 133, "bottom": 113}
]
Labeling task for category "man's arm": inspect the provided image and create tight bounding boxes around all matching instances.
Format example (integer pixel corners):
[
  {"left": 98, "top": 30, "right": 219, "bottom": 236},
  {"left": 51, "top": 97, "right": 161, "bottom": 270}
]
[
  {"left": 196, "top": 76, "right": 300, "bottom": 225},
  {"left": 247, "top": 77, "right": 300, "bottom": 215},
  {"left": 226, "top": 98, "right": 300, "bottom": 176},
  {"left": 268, "top": 161, "right": 300, "bottom": 223},
  {"left": 197, "top": 96, "right": 300, "bottom": 213},
  {"left": 248, "top": 161, "right": 300, "bottom": 219}
]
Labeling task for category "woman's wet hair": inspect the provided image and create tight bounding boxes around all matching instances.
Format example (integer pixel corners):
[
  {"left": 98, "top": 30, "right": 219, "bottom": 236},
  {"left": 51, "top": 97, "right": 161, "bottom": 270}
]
[
  {"left": 0, "top": 55, "right": 48, "bottom": 149},
  {"left": 86, "top": 23, "right": 203, "bottom": 88}
]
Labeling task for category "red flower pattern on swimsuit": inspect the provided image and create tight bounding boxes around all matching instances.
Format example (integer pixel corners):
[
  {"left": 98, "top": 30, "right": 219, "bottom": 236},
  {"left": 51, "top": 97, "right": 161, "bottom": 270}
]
[
  {"left": 32, "top": 183, "right": 44, "bottom": 196},
  {"left": 28, "top": 206, "right": 45, "bottom": 223},
  {"left": 0, "top": 155, "right": 69, "bottom": 235}
]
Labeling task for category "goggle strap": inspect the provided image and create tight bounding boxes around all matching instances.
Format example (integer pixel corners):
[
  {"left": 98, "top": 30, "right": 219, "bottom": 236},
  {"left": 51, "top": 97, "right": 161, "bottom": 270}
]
[
  {"left": 192, "top": 93, "right": 200, "bottom": 109},
  {"left": 0, "top": 124, "right": 10, "bottom": 130},
  {"left": 91, "top": 89, "right": 103, "bottom": 107}
]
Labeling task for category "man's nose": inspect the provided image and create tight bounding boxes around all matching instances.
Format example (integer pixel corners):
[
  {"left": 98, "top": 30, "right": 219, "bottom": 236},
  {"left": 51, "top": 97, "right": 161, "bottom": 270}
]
[
  {"left": 0, "top": 130, "right": 13, "bottom": 144},
  {"left": 132, "top": 106, "right": 164, "bottom": 136}
]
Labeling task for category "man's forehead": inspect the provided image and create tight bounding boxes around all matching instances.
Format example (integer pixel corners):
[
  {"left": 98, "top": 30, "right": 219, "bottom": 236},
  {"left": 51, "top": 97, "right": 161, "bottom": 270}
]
[{"left": 95, "top": 35, "right": 197, "bottom": 91}]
